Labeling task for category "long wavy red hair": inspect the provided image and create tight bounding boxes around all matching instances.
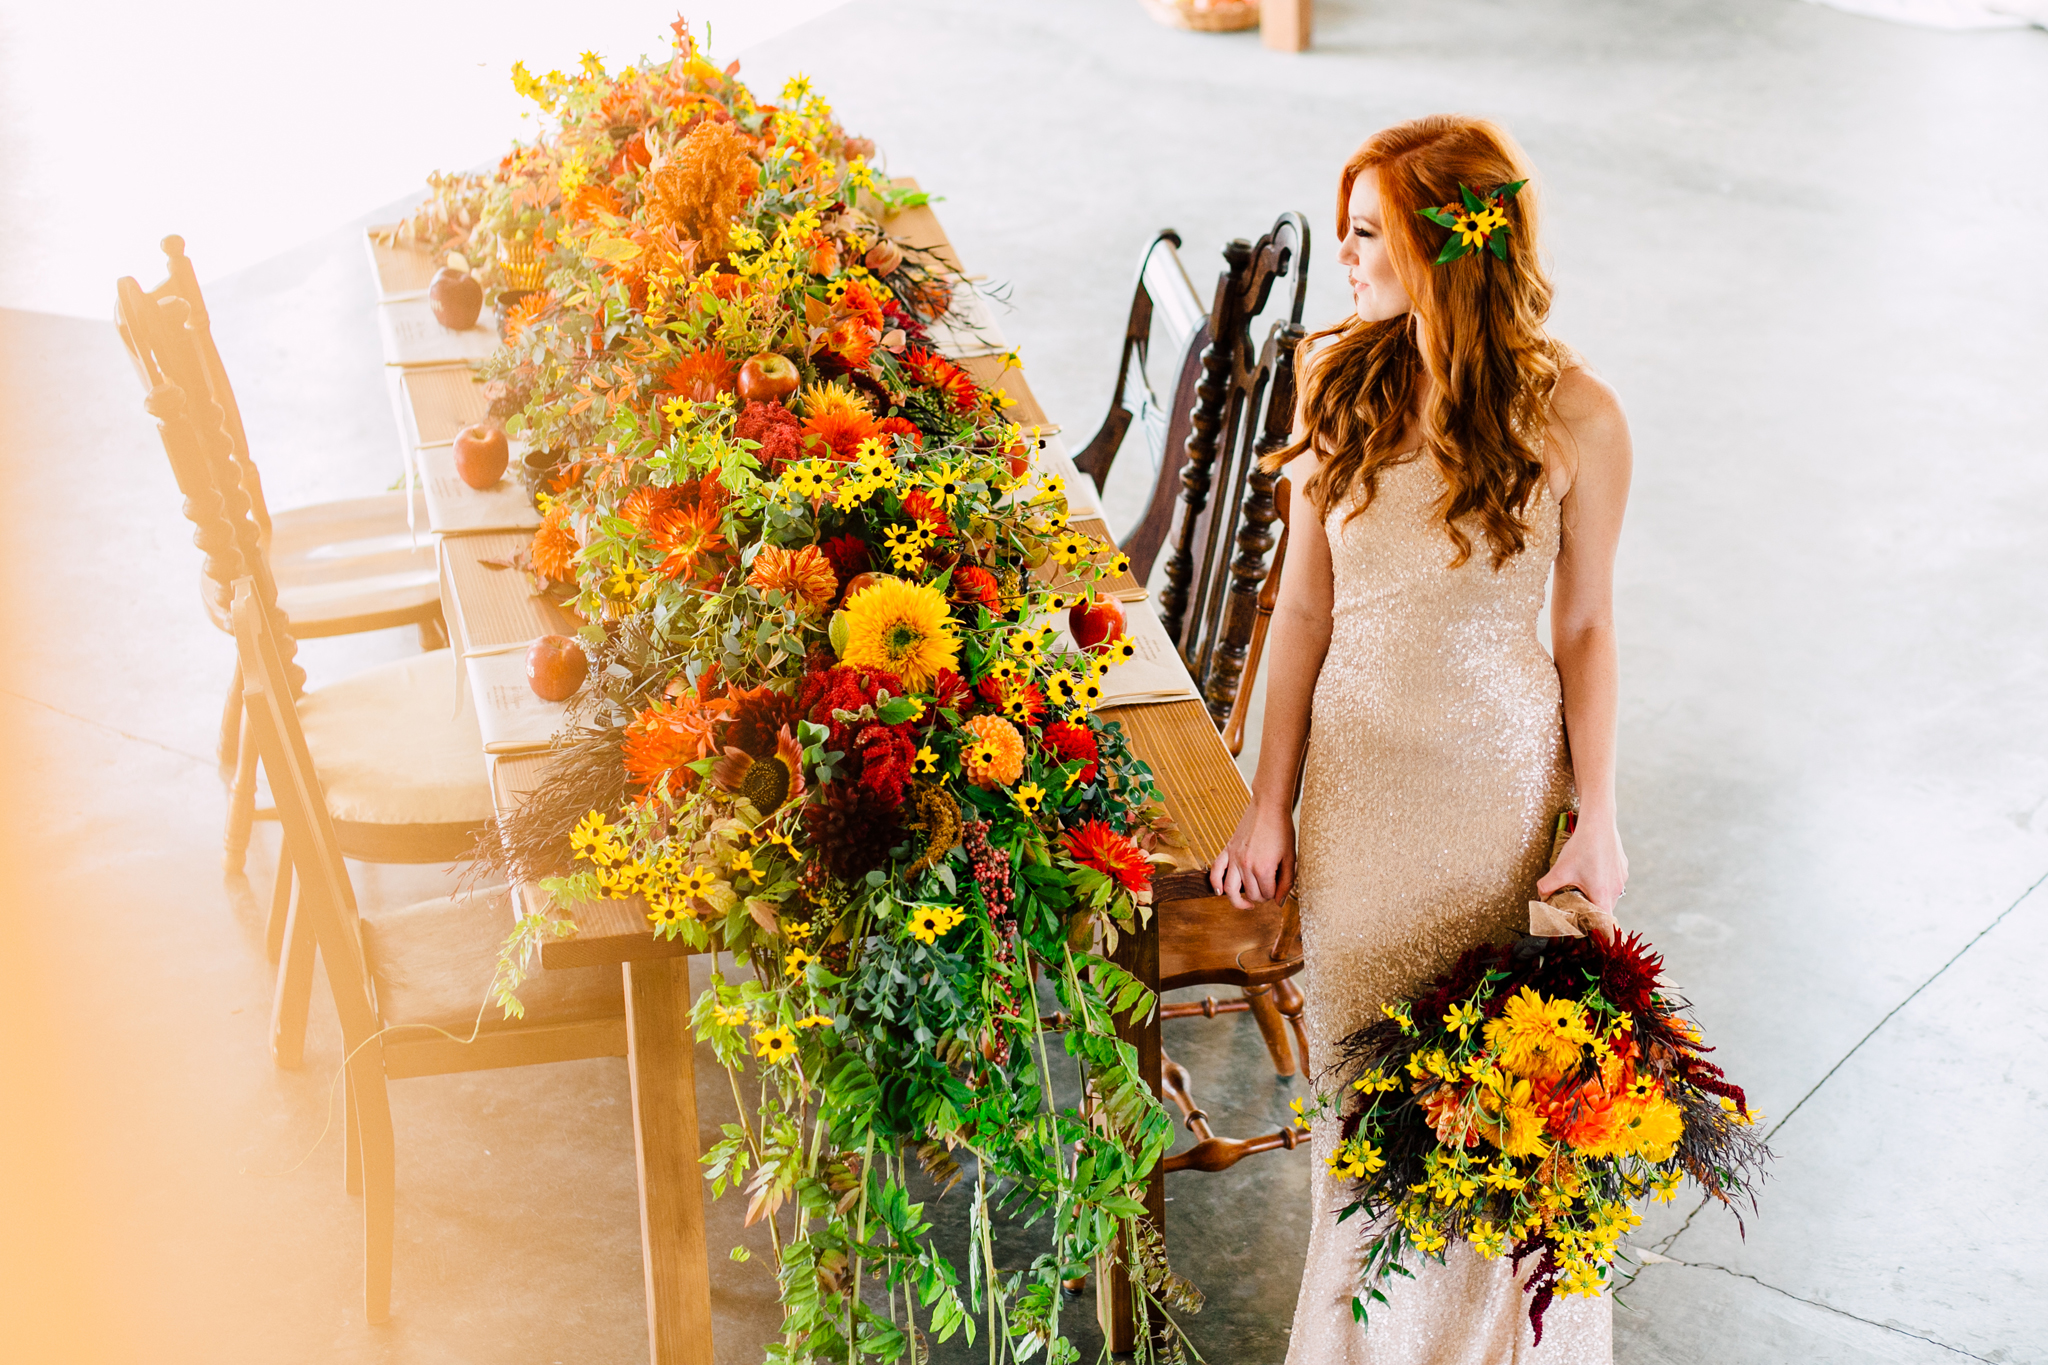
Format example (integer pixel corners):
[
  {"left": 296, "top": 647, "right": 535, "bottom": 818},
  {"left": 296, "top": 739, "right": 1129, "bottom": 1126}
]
[{"left": 1273, "top": 115, "right": 1566, "bottom": 569}]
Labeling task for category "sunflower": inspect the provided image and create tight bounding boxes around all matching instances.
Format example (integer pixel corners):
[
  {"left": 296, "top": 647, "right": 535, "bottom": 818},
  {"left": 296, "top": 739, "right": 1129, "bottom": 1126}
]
[
  {"left": 1059, "top": 819, "right": 1152, "bottom": 894},
  {"left": 839, "top": 578, "right": 960, "bottom": 689},
  {"left": 748, "top": 544, "right": 837, "bottom": 611},
  {"left": 960, "top": 714, "right": 1025, "bottom": 789},
  {"left": 711, "top": 726, "right": 806, "bottom": 814}
]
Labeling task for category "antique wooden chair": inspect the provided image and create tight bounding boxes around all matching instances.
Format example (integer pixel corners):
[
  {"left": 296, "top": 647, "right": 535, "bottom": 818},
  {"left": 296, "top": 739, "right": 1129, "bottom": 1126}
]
[
  {"left": 122, "top": 292, "right": 494, "bottom": 1068},
  {"left": 1073, "top": 229, "right": 1209, "bottom": 576},
  {"left": 1093, "top": 216, "right": 1316, "bottom": 1187},
  {"left": 117, "top": 236, "right": 443, "bottom": 875},
  {"left": 231, "top": 579, "right": 625, "bottom": 1325}
]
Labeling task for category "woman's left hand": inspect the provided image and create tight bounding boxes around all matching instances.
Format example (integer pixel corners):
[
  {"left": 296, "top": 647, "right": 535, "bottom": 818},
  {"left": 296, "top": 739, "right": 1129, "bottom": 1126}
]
[{"left": 1537, "top": 812, "right": 1628, "bottom": 914}]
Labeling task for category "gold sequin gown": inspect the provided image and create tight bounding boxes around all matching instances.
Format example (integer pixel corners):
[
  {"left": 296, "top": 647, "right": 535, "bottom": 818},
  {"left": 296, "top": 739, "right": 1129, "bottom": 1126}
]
[{"left": 1287, "top": 455, "right": 1609, "bottom": 1364}]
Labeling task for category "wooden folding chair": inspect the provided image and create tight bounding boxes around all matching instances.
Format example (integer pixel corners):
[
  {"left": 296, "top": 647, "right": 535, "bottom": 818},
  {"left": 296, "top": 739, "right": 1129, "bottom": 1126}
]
[
  {"left": 117, "top": 236, "right": 443, "bottom": 875},
  {"left": 232, "top": 577, "right": 626, "bottom": 1325},
  {"left": 123, "top": 295, "right": 493, "bottom": 1068}
]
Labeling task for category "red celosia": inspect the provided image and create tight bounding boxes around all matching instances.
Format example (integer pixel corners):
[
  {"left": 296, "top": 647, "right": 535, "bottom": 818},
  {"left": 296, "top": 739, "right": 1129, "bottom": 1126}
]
[
  {"left": 1041, "top": 721, "right": 1100, "bottom": 783},
  {"left": 1060, "top": 820, "right": 1152, "bottom": 895},
  {"left": 734, "top": 401, "right": 805, "bottom": 474},
  {"left": 853, "top": 722, "right": 916, "bottom": 807}
]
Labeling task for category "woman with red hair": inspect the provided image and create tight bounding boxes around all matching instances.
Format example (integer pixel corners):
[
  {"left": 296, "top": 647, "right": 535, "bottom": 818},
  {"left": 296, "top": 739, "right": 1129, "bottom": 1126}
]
[{"left": 1213, "top": 115, "right": 1632, "bottom": 1361}]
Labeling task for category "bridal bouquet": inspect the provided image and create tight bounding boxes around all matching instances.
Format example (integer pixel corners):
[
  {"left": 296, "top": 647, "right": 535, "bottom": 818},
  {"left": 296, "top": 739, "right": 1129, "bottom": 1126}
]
[
  {"left": 1301, "top": 891, "right": 1769, "bottom": 1341},
  {"left": 434, "top": 20, "right": 1198, "bottom": 1363}
]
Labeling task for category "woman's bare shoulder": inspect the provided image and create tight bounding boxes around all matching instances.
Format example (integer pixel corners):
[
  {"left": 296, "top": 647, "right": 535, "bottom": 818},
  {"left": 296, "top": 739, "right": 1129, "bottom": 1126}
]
[{"left": 1545, "top": 362, "right": 1631, "bottom": 495}]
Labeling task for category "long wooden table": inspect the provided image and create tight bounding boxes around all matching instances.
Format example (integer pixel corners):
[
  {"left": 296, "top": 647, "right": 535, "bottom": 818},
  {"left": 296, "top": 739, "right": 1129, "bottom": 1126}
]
[{"left": 369, "top": 200, "right": 1258, "bottom": 1363}]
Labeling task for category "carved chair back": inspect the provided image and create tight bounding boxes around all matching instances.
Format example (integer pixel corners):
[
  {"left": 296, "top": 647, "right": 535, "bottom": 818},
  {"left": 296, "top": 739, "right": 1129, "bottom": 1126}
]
[
  {"left": 1153, "top": 213, "right": 1311, "bottom": 731},
  {"left": 1073, "top": 230, "right": 1210, "bottom": 582},
  {"left": 116, "top": 237, "right": 272, "bottom": 542},
  {"left": 117, "top": 276, "right": 305, "bottom": 697}
]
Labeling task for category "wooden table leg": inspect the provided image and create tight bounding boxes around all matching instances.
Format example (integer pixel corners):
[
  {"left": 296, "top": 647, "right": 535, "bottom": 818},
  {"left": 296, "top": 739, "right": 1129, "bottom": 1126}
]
[
  {"left": 1098, "top": 912, "right": 1164, "bottom": 1354},
  {"left": 624, "top": 958, "right": 714, "bottom": 1365}
]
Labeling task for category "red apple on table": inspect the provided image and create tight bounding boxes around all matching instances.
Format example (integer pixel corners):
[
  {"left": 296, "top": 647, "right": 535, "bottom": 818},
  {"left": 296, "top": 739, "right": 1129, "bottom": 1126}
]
[
  {"left": 452, "top": 424, "right": 509, "bottom": 489},
  {"left": 1068, "top": 594, "right": 1127, "bottom": 653},
  {"left": 525, "top": 635, "right": 588, "bottom": 702},
  {"left": 428, "top": 267, "right": 484, "bottom": 331},
  {"left": 738, "top": 352, "right": 802, "bottom": 406}
]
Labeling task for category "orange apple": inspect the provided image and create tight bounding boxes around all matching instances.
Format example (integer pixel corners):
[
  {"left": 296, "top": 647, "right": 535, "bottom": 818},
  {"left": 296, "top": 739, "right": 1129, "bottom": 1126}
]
[
  {"left": 452, "top": 424, "right": 509, "bottom": 489},
  {"left": 525, "top": 635, "right": 588, "bottom": 702},
  {"left": 738, "top": 352, "right": 802, "bottom": 406},
  {"left": 428, "top": 267, "right": 484, "bottom": 330},
  {"left": 1068, "top": 594, "right": 1126, "bottom": 652}
]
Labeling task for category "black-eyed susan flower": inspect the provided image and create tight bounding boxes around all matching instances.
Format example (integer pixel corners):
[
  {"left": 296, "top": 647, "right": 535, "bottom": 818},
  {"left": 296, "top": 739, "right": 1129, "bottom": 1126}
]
[
  {"left": 906, "top": 903, "right": 965, "bottom": 945},
  {"left": 784, "top": 947, "right": 818, "bottom": 978},
  {"left": 1013, "top": 782, "right": 1047, "bottom": 817},
  {"left": 1107, "top": 552, "right": 1133, "bottom": 579},
  {"left": 713, "top": 1003, "right": 750, "bottom": 1027},
  {"left": 794, "top": 1013, "right": 835, "bottom": 1030},
  {"left": 1044, "top": 671, "right": 1076, "bottom": 707},
  {"left": 753, "top": 1025, "right": 798, "bottom": 1065},
  {"left": 1104, "top": 634, "right": 1138, "bottom": 666},
  {"left": 913, "top": 744, "right": 939, "bottom": 775},
  {"left": 924, "top": 461, "right": 965, "bottom": 509},
  {"left": 1075, "top": 677, "right": 1103, "bottom": 709}
]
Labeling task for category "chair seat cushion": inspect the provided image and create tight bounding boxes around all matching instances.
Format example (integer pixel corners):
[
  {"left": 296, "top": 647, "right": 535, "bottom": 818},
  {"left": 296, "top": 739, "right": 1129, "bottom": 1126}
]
[
  {"left": 359, "top": 885, "right": 622, "bottom": 1032},
  {"left": 298, "top": 649, "right": 493, "bottom": 833}
]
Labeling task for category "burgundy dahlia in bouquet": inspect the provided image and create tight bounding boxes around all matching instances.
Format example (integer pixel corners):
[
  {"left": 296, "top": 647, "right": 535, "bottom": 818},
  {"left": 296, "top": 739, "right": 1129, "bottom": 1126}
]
[{"left": 1309, "top": 898, "right": 1770, "bottom": 1340}]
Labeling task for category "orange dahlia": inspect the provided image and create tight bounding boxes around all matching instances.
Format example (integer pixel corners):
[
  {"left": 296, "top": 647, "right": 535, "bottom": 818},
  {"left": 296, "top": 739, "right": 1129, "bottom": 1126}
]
[
  {"left": 651, "top": 502, "right": 728, "bottom": 581},
  {"left": 1060, "top": 819, "right": 1152, "bottom": 895},
  {"left": 660, "top": 346, "right": 738, "bottom": 401},
  {"left": 622, "top": 690, "right": 734, "bottom": 798},
  {"left": 747, "top": 544, "right": 837, "bottom": 611},
  {"left": 502, "top": 290, "right": 553, "bottom": 344},
  {"left": 530, "top": 507, "right": 580, "bottom": 582},
  {"left": 904, "top": 347, "right": 977, "bottom": 414},
  {"left": 960, "top": 714, "right": 1025, "bottom": 790}
]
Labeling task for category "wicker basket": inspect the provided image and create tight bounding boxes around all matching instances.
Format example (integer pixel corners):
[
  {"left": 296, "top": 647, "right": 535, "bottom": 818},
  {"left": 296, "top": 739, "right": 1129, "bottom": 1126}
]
[{"left": 1139, "top": 0, "right": 1262, "bottom": 32}]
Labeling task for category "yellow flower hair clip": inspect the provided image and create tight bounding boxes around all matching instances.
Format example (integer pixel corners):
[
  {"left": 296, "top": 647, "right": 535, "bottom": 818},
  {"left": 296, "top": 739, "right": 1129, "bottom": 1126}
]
[{"left": 1416, "top": 180, "right": 1527, "bottom": 264}]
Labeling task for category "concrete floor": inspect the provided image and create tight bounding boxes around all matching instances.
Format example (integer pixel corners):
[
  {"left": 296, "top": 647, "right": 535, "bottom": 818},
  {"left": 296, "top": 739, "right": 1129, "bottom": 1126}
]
[{"left": 2, "top": 1, "right": 2044, "bottom": 1362}]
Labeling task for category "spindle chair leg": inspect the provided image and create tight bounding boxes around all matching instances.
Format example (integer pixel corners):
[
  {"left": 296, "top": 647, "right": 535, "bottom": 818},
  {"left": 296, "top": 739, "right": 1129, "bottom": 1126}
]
[
  {"left": 349, "top": 1059, "right": 398, "bottom": 1325},
  {"left": 416, "top": 614, "right": 447, "bottom": 651},
  {"left": 344, "top": 1067, "right": 362, "bottom": 1196},
  {"left": 265, "top": 846, "right": 293, "bottom": 964},
  {"left": 270, "top": 883, "right": 315, "bottom": 1070},
  {"left": 217, "top": 663, "right": 243, "bottom": 785},
  {"left": 1274, "top": 976, "right": 1310, "bottom": 1076},
  {"left": 1242, "top": 984, "right": 1296, "bottom": 1078},
  {"left": 224, "top": 713, "right": 259, "bottom": 873}
]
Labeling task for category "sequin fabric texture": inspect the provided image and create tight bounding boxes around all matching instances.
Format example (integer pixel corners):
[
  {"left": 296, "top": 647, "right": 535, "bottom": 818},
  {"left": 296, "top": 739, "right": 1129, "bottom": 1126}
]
[{"left": 1287, "top": 456, "right": 1608, "bottom": 1364}]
